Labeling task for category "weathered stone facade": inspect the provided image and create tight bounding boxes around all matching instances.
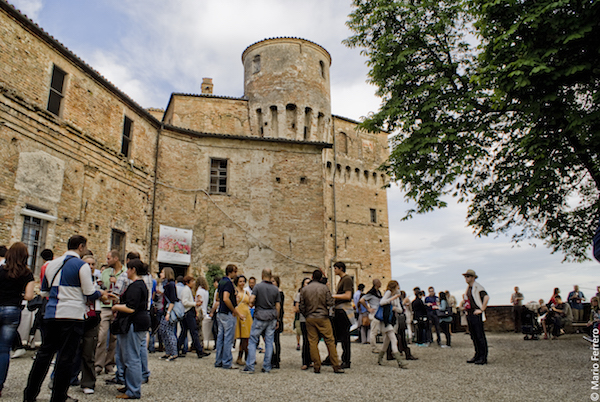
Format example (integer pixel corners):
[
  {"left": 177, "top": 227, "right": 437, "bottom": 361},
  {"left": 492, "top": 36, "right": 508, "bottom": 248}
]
[{"left": 0, "top": 2, "right": 391, "bottom": 321}]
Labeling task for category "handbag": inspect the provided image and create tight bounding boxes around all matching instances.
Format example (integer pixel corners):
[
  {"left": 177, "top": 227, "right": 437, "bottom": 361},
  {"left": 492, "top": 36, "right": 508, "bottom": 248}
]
[
  {"left": 362, "top": 315, "right": 371, "bottom": 327},
  {"left": 374, "top": 305, "right": 384, "bottom": 321},
  {"left": 436, "top": 302, "right": 452, "bottom": 318},
  {"left": 165, "top": 295, "right": 185, "bottom": 323},
  {"left": 110, "top": 315, "right": 130, "bottom": 335},
  {"left": 375, "top": 304, "right": 394, "bottom": 323}
]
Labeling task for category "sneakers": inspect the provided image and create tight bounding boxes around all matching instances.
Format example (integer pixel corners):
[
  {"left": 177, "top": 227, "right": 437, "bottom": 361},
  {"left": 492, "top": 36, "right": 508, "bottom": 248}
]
[
  {"left": 240, "top": 367, "right": 254, "bottom": 374},
  {"left": 296, "top": 344, "right": 301, "bottom": 350},
  {"left": 82, "top": 388, "right": 94, "bottom": 395},
  {"left": 11, "top": 348, "right": 26, "bottom": 359},
  {"left": 441, "top": 345, "right": 451, "bottom": 348}
]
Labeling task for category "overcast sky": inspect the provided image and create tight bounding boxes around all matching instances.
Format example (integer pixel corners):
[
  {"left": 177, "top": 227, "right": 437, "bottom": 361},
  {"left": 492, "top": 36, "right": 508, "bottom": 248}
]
[{"left": 8, "top": 0, "right": 598, "bottom": 305}]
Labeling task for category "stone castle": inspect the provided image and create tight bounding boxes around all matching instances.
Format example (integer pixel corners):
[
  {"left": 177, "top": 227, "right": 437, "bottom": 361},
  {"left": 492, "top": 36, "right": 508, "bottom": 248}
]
[{"left": 0, "top": 1, "right": 391, "bottom": 312}]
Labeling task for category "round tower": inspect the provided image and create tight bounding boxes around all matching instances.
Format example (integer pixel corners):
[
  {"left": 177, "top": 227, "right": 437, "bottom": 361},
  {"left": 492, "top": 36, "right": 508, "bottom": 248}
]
[{"left": 242, "top": 37, "right": 332, "bottom": 142}]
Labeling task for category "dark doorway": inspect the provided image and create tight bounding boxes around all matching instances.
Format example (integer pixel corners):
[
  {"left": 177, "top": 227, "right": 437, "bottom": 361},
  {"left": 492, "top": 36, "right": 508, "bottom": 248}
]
[{"left": 158, "top": 262, "right": 189, "bottom": 279}]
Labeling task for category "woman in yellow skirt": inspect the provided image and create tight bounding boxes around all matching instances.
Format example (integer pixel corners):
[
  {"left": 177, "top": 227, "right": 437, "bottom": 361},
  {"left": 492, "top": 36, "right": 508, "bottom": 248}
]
[{"left": 234, "top": 275, "right": 252, "bottom": 366}]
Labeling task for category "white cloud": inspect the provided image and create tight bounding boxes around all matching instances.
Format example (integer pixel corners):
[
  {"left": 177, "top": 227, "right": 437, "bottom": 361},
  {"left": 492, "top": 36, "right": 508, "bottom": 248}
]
[
  {"left": 7, "top": 0, "right": 43, "bottom": 20},
  {"left": 19, "top": 0, "right": 599, "bottom": 306}
]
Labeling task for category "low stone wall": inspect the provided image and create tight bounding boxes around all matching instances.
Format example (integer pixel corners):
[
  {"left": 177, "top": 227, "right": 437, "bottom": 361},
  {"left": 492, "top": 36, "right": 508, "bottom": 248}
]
[
  {"left": 483, "top": 304, "right": 591, "bottom": 333},
  {"left": 484, "top": 306, "right": 515, "bottom": 332}
]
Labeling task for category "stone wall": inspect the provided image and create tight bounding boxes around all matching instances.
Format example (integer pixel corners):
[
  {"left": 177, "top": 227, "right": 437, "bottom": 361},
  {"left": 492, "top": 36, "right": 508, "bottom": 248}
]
[
  {"left": 0, "top": 2, "right": 157, "bottom": 272},
  {"left": 0, "top": 3, "right": 393, "bottom": 326},
  {"left": 153, "top": 127, "right": 330, "bottom": 318}
]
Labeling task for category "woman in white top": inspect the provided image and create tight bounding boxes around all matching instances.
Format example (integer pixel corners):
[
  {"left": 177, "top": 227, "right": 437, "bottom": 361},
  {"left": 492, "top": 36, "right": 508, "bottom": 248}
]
[
  {"left": 177, "top": 276, "right": 210, "bottom": 358},
  {"left": 378, "top": 280, "right": 407, "bottom": 369},
  {"left": 195, "top": 276, "right": 210, "bottom": 349}
]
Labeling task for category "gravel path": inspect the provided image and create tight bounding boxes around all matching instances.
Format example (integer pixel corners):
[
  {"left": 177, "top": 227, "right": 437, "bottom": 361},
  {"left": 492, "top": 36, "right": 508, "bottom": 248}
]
[{"left": 2, "top": 332, "right": 592, "bottom": 401}]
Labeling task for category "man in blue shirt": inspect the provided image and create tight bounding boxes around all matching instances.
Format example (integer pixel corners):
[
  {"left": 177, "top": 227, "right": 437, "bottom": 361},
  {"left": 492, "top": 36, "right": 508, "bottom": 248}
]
[
  {"left": 425, "top": 286, "right": 442, "bottom": 346},
  {"left": 568, "top": 285, "right": 586, "bottom": 323},
  {"left": 214, "top": 264, "right": 243, "bottom": 369}
]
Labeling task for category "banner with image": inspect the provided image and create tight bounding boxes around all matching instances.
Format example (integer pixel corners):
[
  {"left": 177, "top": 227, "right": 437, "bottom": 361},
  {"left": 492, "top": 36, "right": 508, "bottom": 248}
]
[{"left": 157, "top": 225, "right": 192, "bottom": 264}]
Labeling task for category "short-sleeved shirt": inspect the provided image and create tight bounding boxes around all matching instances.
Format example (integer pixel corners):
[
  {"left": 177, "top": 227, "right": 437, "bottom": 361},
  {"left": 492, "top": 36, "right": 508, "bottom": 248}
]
[
  {"left": 511, "top": 292, "right": 524, "bottom": 306},
  {"left": 568, "top": 291, "right": 585, "bottom": 310},
  {"left": 424, "top": 295, "right": 439, "bottom": 312},
  {"left": 294, "top": 292, "right": 306, "bottom": 322},
  {"left": 196, "top": 287, "right": 210, "bottom": 317},
  {"left": 218, "top": 277, "right": 237, "bottom": 314},
  {"left": 335, "top": 275, "right": 353, "bottom": 307},
  {"left": 119, "top": 279, "right": 150, "bottom": 332},
  {"left": 252, "top": 281, "right": 280, "bottom": 321},
  {"left": 0, "top": 266, "right": 34, "bottom": 307}
]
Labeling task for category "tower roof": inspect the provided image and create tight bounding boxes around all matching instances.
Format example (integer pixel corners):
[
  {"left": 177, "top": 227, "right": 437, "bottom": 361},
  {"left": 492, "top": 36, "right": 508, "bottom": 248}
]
[{"left": 241, "top": 37, "right": 331, "bottom": 65}]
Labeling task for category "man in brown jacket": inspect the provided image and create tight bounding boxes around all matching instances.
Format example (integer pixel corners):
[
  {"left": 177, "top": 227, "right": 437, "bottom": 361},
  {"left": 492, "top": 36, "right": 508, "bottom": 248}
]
[{"left": 299, "top": 269, "right": 344, "bottom": 374}]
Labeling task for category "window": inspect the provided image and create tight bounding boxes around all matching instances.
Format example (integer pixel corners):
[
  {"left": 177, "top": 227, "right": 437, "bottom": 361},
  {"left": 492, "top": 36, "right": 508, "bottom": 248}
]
[
  {"left": 21, "top": 215, "right": 46, "bottom": 275},
  {"left": 253, "top": 55, "right": 261, "bottom": 74},
  {"left": 47, "top": 65, "right": 66, "bottom": 116},
  {"left": 370, "top": 208, "right": 377, "bottom": 223},
  {"left": 210, "top": 158, "right": 228, "bottom": 194},
  {"left": 121, "top": 116, "right": 133, "bottom": 157},
  {"left": 336, "top": 132, "right": 348, "bottom": 154},
  {"left": 110, "top": 229, "right": 126, "bottom": 261}
]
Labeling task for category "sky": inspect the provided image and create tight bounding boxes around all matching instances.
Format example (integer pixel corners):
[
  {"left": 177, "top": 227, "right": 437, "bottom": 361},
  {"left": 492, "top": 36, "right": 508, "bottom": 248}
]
[{"left": 7, "top": 0, "right": 598, "bottom": 305}]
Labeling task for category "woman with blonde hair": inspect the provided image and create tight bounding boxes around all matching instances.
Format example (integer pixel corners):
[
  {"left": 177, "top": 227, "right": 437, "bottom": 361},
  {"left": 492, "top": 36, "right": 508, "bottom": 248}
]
[
  {"left": 158, "top": 267, "right": 179, "bottom": 361},
  {"left": 377, "top": 280, "right": 407, "bottom": 368},
  {"left": 0, "top": 242, "right": 35, "bottom": 397}
]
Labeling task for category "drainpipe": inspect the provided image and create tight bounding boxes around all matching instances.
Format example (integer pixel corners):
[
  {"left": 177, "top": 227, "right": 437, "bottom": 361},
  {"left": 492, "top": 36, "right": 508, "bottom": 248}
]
[
  {"left": 148, "top": 122, "right": 163, "bottom": 270},
  {"left": 330, "top": 118, "right": 337, "bottom": 290}
]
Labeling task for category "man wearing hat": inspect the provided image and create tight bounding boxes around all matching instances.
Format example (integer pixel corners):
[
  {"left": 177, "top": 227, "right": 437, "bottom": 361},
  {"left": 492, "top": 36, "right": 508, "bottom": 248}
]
[{"left": 462, "top": 269, "right": 489, "bottom": 365}]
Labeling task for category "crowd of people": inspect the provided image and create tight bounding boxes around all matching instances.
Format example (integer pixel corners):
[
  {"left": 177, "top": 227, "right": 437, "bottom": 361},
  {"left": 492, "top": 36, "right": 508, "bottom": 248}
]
[
  {"left": 8, "top": 232, "right": 600, "bottom": 400},
  {"left": 511, "top": 284, "right": 600, "bottom": 341}
]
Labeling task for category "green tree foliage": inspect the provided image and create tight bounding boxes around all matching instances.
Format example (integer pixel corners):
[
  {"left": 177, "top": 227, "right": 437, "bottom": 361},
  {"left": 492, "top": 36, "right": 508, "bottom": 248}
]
[
  {"left": 205, "top": 263, "right": 224, "bottom": 306},
  {"left": 345, "top": 0, "right": 600, "bottom": 261}
]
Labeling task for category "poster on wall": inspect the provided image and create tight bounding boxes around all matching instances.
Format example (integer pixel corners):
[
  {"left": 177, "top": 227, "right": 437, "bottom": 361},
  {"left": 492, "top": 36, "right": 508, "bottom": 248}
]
[{"left": 157, "top": 225, "right": 192, "bottom": 264}]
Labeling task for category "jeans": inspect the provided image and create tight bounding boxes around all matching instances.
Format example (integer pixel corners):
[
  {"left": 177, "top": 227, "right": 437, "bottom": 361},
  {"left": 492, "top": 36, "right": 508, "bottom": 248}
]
[
  {"left": 215, "top": 313, "right": 236, "bottom": 368},
  {"left": 24, "top": 319, "right": 84, "bottom": 402},
  {"left": 245, "top": 319, "right": 276, "bottom": 372},
  {"left": 117, "top": 325, "right": 145, "bottom": 399},
  {"left": 427, "top": 311, "right": 441, "bottom": 344},
  {"left": 117, "top": 333, "right": 149, "bottom": 384},
  {"left": 0, "top": 306, "right": 21, "bottom": 392}
]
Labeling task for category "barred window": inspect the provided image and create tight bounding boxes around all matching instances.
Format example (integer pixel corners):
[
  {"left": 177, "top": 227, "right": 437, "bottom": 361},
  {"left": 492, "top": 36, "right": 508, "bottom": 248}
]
[{"left": 210, "top": 159, "right": 228, "bottom": 194}]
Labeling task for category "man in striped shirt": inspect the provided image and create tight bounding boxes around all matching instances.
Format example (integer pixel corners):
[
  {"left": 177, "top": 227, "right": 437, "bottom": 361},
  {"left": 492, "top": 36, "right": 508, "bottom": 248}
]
[{"left": 24, "top": 235, "right": 111, "bottom": 402}]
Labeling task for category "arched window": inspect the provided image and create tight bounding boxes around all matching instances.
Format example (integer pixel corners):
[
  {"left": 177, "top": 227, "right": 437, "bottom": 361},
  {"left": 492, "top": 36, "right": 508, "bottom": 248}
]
[
  {"left": 336, "top": 132, "right": 348, "bottom": 154},
  {"left": 253, "top": 55, "right": 261, "bottom": 74}
]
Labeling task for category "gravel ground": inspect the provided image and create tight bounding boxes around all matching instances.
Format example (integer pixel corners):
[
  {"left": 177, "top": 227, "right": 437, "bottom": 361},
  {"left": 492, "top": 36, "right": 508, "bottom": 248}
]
[{"left": 2, "top": 332, "right": 592, "bottom": 401}]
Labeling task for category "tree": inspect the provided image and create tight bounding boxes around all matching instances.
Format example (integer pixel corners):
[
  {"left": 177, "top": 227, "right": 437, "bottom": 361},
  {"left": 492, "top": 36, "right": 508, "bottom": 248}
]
[
  {"left": 205, "top": 263, "right": 224, "bottom": 306},
  {"left": 345, "top": 0, "right": 600, "bottom": 261}
]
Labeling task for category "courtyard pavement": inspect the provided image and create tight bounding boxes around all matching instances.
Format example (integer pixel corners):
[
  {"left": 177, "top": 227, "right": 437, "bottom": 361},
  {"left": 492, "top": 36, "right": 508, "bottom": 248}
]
[{"left": 2, "top": 331, "right": 592, "bottom": 401}]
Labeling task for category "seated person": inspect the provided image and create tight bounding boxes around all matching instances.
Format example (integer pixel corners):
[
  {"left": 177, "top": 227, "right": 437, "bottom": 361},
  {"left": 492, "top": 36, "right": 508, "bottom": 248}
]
[
  {"left": 538, "top": 299, "right": 551, "bottom": 339},
  {"left": 550, "top": 296, "right": 571, "bottom": 339},
  {"left": 586, "top": 297, "right": 600, "bottom": 338}
]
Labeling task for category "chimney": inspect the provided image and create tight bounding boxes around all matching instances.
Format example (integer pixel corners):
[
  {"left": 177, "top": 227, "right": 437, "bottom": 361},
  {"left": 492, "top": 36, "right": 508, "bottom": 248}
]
[{"left": 201, "top": 78, "right": 213, "bottom": 95}]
